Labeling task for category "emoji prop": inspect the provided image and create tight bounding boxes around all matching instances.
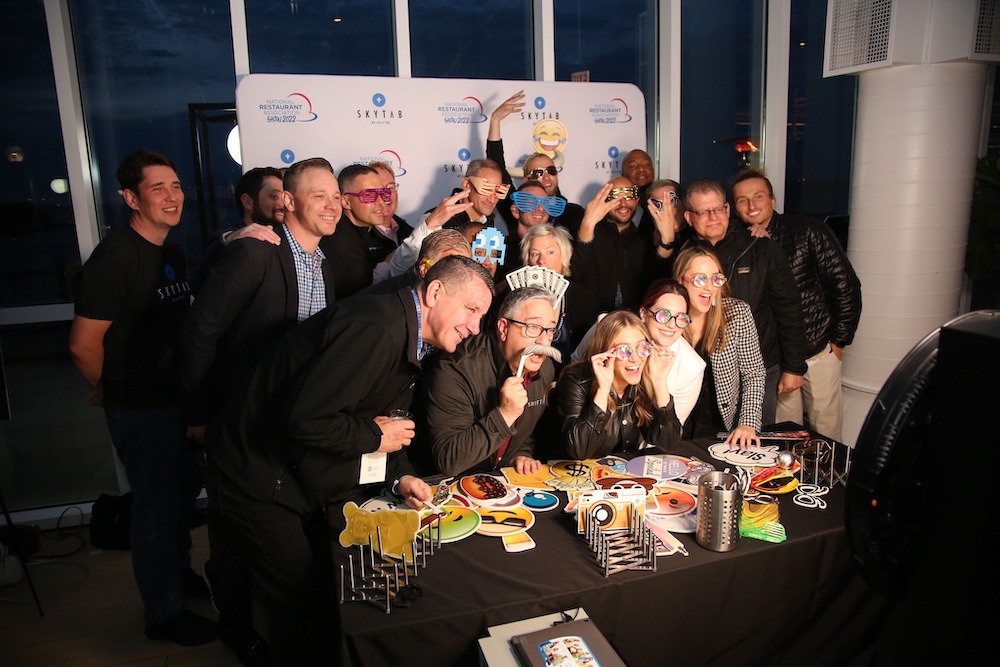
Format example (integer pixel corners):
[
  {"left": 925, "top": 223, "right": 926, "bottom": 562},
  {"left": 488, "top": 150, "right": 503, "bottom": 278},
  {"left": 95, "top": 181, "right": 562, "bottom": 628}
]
[
  {"left": 472, "top": 228, "right": 506, "bottom": 265},
  {"left": 750, "top": 463, "right": 800, "bottom": 495},
  {"left": 457, "top": 474, "right": 517, "bottom": 507},
  {"left": 476, "top": 506, "right": 536, "bottom": 537},
  {"left": 516, "top": 343, "right": 562, "bottom": 378},
  {"left": 531, "top": 119, "right": 569, "bottom": 159}
]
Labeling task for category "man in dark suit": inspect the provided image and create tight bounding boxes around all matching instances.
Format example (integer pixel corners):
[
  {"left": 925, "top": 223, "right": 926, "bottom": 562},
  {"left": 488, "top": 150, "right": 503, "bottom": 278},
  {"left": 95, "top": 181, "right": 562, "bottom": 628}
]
[
  {"left": 205, "top": 256, "right": 494, "bottom": 665},
  {"left": 179, "top": 156, "right": 339, "bottom": 665}
]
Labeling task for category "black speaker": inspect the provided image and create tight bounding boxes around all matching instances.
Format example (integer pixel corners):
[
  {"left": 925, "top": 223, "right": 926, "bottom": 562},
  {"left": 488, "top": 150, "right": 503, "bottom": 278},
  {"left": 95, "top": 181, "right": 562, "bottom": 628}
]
[{"left": 847, "top": 310, "right": 1000, "bottom": 660}]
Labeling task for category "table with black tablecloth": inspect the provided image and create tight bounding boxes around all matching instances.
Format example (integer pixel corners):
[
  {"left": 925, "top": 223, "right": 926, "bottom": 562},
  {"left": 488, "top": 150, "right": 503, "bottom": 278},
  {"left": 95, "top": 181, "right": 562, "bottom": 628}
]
[{"left": 336, "top": 439, "right": 893, "bottom": 667}]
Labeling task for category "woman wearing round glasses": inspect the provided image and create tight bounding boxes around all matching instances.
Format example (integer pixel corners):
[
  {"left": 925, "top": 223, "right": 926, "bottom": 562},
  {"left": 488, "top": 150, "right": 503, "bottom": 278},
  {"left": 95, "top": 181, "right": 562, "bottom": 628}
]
[
  {"left": 672, "top": 242, "right": 765, "bottom": 449},
  {"left": 638, "top": 278, "right": 706, "bottom": 426},
  {"left": 555, "top": 310, "right": 682, "bottom": 460}
]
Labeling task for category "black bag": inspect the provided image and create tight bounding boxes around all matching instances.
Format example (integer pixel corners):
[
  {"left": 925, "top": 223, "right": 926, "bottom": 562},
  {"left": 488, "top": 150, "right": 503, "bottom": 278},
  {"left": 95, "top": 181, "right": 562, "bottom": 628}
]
[{"left": 89, "top": 492, "right": 132, "bottom": 550}]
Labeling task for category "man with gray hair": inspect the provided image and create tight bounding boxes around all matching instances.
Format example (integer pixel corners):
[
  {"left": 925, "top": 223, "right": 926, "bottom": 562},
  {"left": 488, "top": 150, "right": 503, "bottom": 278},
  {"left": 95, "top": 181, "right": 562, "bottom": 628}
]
[{"left": 417, "top": 286, "right": 558, "bottom": 477}]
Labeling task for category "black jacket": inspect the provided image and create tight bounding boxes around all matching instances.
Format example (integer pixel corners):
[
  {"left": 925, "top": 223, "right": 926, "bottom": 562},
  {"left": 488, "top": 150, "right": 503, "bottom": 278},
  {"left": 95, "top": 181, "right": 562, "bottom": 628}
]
[
  {"left": 763, "top": 212, "right": 862, "bottom": 357},
  {"left": 705, "top": 224, "right": 808, "bottom": 376},
  {"left": 418, "top": 330, "right": 554, "bottom": 477},
  {"left": 555, "top": 363, "right": 681, "bottom": 460},
  {"left": 206, "top": 288, "right": 422, "bottom": 513},
  {"left": 180, "top": 224, "right": 336, "bottom": 426}
]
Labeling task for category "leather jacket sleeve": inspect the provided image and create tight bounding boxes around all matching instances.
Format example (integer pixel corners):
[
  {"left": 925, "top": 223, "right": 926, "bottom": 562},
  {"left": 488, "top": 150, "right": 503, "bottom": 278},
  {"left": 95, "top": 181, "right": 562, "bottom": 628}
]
[{"left": 557, "top": 366, "right": 618, "bottom": 460}]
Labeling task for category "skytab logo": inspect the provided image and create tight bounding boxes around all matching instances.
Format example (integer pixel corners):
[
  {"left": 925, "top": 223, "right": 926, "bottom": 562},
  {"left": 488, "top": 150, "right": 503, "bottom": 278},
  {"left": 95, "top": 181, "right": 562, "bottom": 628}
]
[
  {"left": 357, "top": 91, "right": 403, "bottom": 125},
  {"left": 437, "top": 96, "right": 488, "bottom": 124},
  {"left": 521, "top": 95, "right": 560, "bottom": 121},
  {"left": 589, "top": 98, "right": 632, "bottom": 124},
  {"left": 258, "top": 92, "right": 319, "bottom": 123}
]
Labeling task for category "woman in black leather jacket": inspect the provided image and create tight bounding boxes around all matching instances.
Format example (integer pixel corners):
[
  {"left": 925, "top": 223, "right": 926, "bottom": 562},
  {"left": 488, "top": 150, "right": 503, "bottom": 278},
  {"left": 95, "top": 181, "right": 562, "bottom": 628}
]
[{"left": 554, "top": 310, "right": 682, "bottom": 459}]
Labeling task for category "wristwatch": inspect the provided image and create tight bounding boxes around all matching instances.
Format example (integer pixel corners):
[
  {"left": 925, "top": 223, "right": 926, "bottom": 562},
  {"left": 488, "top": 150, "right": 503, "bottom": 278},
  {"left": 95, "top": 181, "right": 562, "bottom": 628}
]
[{"left": 658, "top": 240, "right": 678, "bottom": 251}]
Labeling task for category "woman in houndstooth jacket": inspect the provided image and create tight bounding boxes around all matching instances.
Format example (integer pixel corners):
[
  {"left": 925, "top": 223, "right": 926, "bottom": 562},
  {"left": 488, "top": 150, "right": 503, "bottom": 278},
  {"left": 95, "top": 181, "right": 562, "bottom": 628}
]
[{"left": 673, "top": 242, "right": 766, "bottom": 449}]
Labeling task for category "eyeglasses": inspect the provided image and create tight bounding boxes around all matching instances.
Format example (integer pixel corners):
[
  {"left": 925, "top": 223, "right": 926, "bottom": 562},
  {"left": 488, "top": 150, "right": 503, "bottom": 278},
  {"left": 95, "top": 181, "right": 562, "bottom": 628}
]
[
  {"left": 344, "top": 187, "right": 392, "bottom": 204},
  {"left": 467, "top": 176, "right": 511, "bottom": 199},
  {"left": 612, "top": 342, "right": 653, "bottom": 361},
  {"left": 512, "top": 192, "right": 567, "bottom": 217},
  {"left": 649, "top": 191, "right": 679, "bottom": 210},
  {"left": 687, "top": 272, "right": 727, "bottom": 288},
  {"left": 648, "top": 308, "right": 691, "bottom": 328},
  {"left": 526, "top": 166, "right": 558, "bottom": 179},
  {"left": 506, "top": 318, "right": 561, "bottom": 341},
  {"left": 690, "top": 204, "right": 727, "bottom": 218},
  {"left": 606, "top": 186, "right": 639, "bottom": 202}
]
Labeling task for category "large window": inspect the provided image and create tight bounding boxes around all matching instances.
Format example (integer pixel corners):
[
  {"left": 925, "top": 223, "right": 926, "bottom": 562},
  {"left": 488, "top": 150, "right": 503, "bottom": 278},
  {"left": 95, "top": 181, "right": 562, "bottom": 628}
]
[
  {"left": 69, "top": 0, "right": 239, "bottom": 264},
  {"left": 555, "top": 0, "right": 657, "bottom": 156},
  {"left": 246, "top": 0, "right": 395, "bottom": 75},
  {"left": 409, "top": 0, "right": 533, "bottom": 79},
  {"left": 680, "top": 0, "right": 766, "bottom": 184},
  {"left": 784, "top": 0, "right": 856, "bottom": 220},
  {"left": 0, "top": 0, "right": 79, "bottom": 308}
]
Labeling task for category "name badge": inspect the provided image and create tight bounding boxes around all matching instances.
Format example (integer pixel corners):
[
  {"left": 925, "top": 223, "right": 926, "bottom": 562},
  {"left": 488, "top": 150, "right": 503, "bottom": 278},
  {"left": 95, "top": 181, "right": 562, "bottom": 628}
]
[{"left": 359, "top": 451, "right": 387, "bottom": 485}]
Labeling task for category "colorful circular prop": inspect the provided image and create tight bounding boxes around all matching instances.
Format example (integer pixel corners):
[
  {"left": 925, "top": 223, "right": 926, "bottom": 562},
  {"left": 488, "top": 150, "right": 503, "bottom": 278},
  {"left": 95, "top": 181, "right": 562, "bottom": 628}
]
[
  {"left": 419, "top": 506, "right": 481, "bottom": 544},
  {"left": 521, "top": 490, "right": 559, "bottom": 512},
  {"left": 456, "top": 474, "right": 518, "bottom": 507},
  {"left": 649, "top": 487, "right": 697, "bottom": 516}
]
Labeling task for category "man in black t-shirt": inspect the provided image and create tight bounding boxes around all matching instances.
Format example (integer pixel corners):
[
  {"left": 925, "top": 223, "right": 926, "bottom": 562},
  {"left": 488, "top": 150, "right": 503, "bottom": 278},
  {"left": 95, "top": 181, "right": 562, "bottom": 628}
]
[{"left": 69, "top": 149, "right": 216, "bottom": 647}]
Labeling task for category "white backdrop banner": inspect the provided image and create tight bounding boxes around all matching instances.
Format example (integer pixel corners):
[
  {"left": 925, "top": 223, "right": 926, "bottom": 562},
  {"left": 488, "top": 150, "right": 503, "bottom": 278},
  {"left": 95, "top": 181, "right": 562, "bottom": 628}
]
[{"left": 235, "top": 74, "right": 646, "bottom": 222}]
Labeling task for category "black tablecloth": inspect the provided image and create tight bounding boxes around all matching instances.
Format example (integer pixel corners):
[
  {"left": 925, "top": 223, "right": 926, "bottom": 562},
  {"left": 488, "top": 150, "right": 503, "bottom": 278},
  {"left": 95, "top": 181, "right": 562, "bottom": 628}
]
[{"left": 336, "top": 440, "right": 893, "bottom": 666}]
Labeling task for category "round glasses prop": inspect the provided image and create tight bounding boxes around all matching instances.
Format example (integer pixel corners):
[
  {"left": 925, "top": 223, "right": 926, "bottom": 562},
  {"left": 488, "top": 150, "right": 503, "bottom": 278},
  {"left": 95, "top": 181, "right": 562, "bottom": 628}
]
[
  {"left": 690, "top": 272, "right": 727, "bottom": 288},
  {"left": 651, "top": 309, "right": 692, "bottom": 328},
  {"left": 612, "top": 341, "right": 653, "bottom": 361}
]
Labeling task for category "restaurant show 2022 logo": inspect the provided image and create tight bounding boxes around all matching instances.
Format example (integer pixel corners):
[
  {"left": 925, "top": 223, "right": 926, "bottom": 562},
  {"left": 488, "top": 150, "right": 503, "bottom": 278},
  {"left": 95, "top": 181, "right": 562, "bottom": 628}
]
[
  {"left": 258, "top": 92, "right": 319, "bottom": 124},
  {"left": 437, "top": 96, "right": 488, "bottom": 124},
  {"left": 589, "top": 98, "right": 633, "bottom": 125}
]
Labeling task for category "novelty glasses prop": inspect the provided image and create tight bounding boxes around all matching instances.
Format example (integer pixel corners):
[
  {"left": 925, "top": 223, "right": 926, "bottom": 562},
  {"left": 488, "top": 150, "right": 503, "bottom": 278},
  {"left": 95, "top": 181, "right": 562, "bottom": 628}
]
[
  {"left": 526, "top": 165, "right": 559, "bottom": 179},
  {"left": 612, "top": 342, "right": 653, "bottom": 361},
  {"left": 511, "top": 192, "right": 567, "bottom": 217},
  {"left": 343, "top": 187, "right": 393, "bottom": 204},
  {"left": 605, "top": 185, "right": 640, "bottom": 202},
  {"left": 467, "top": 176, "right": 511, "bottom": 199},
  {"left": 687, "top": 272, "right": 728, "bottom": 288},
  {"left": 648, "top": 308, "right": 692, "bottom": 328}
]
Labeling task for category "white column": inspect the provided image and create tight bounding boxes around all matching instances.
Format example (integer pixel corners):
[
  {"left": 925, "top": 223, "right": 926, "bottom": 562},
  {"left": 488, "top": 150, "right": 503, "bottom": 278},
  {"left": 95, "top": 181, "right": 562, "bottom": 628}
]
[{"left": 842, "top": 62, "right": 989, "bottom": 445}]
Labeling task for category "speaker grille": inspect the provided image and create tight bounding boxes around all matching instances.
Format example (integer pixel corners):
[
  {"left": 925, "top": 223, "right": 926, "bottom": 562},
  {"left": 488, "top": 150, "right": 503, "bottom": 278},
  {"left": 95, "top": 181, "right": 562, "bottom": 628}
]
[
  {"left": 826, "top": 0, "right": 894, "bottom": 74},
  {"left": 974, "top": 0, "right": 1000, "bottom": 58}
]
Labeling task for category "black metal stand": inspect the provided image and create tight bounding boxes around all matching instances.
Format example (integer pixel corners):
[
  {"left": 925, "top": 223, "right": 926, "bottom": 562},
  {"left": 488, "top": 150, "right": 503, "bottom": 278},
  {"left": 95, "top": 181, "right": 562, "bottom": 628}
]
[{"left": 0, "top": 487, "right": 44, "bottom": 616}]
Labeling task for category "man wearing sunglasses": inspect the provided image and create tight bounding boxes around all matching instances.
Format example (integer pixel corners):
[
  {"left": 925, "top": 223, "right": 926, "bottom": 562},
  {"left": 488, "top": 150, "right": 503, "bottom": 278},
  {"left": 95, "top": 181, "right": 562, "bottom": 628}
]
[
  {"left": 485, "top": 90, "right": 585, "bottom": 235},
  {"left": 731, "top": 169, "right": 861, "bottom": 441},
  {"left": 572, "top": 176, "right": 667, "bottom": 348},
  {"left": 682, "top": 178, "right": 808, "bottom": 425},
  {"left": 417, "top": 286, "right": 559, "bottom": 478},
  {"left": 320, "top": 164, "right": 399, "bottom": 299}
]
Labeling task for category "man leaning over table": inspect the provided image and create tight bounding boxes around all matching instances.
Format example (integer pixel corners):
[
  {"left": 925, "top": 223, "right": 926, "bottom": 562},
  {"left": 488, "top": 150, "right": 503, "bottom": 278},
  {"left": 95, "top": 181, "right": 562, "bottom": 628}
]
[{"left": 203, "top": 255, "right": 493, "bottom": 665}]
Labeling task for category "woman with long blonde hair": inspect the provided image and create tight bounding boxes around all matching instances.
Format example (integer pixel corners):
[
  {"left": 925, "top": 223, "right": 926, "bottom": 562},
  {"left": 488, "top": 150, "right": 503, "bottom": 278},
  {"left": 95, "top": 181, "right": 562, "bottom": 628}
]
[
  {"left": 555, "top": 310, "right": 682, "bottom": 459},
  {"left": 672, "top": 242, "right": 765, "bottom": 448}
]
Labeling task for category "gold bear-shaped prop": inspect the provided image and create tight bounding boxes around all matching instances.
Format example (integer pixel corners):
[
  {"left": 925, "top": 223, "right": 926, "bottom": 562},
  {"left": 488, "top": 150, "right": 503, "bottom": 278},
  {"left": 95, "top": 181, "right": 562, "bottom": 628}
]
[{"left": 340, "top": 501, "right": 421, "bottom": 561}]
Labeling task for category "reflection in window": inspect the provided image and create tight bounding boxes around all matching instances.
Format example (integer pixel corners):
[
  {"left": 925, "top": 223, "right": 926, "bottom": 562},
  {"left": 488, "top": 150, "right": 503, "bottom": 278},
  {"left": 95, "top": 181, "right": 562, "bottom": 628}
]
[
  {"left": 785, "top": 1, "right": 856, "bottom": 220},
  {"left": 246, "top": 0, "right": 394, "bottom": 75},
  {"left": 69, "top": 0, "right": 238, "bottom": 264},
  {"left": 0, "top": 1, "right": 80, "bottom": 307},
  {"left": 680, "top": 0, "right": 765, "bottom": 184},
  {"left": 410, "top": 0, "right": 532, "bottom": 79},
  {"left": 555, "top": 0, "right": 656, "bottom": 157}
]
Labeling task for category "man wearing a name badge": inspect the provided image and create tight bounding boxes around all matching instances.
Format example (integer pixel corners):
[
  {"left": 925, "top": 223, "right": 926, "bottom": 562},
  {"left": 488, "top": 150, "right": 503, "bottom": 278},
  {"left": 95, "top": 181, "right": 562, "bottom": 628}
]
[{"left": 204, "top": 255, "right": 494, "bottom": 665}]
